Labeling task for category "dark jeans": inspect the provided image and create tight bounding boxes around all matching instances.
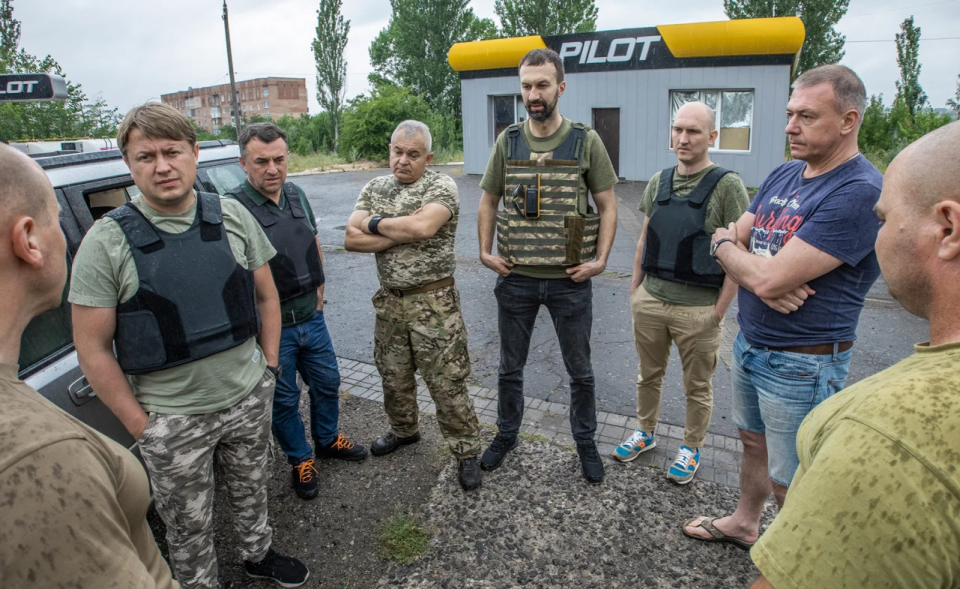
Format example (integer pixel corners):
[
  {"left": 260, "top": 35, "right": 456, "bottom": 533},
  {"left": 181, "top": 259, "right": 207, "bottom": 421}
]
[
  {"left": 494, "top": 272, "right": 597, "bottom": 442},
  {"left": 272, "top": 310, "right": 341, "bottom": 464}
]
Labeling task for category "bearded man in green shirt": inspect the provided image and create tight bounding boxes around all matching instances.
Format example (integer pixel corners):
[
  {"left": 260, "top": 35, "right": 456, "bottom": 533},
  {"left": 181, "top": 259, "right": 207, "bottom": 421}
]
[
  {"left": 70, "top": 103, "right": 309, "bottom": 589},
  {"left": 613, "top": 101, "right": 749, "bottom": 485}
]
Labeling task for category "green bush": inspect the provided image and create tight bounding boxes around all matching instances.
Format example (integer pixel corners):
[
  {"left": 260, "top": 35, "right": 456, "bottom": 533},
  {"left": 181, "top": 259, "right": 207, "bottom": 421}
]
[
  {"left": 340, "top": 83, "right": 437, "bottom": 161},
  {"left": 859, "top": 93, "right": 953, "bottom": 172}
]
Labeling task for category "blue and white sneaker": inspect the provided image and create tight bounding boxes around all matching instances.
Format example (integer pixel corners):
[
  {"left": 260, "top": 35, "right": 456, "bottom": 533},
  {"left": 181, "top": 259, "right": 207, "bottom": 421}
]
[
  {"left": 613, "top": 429, "right": 656, "bottom": 462},
  {"left": 667, "top": 446, "right": 700, "bottom": 484}
]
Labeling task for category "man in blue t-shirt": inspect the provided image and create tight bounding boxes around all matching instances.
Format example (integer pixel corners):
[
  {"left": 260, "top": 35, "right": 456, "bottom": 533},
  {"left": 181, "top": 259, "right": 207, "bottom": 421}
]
[{"left": 683, "top": 65, "right": 883, "bottom": 551}]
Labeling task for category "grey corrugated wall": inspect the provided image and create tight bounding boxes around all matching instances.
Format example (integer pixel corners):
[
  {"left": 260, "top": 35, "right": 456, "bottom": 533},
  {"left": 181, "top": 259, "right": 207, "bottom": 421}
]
[{"left": 460, "top": 64, "right": 791, "bottom": 188}]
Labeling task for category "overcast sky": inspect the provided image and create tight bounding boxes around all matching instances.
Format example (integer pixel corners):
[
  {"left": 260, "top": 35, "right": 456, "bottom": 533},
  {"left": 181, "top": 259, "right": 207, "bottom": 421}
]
[{"left": 16, "top": 0, "right": 960, "bottom": 115}]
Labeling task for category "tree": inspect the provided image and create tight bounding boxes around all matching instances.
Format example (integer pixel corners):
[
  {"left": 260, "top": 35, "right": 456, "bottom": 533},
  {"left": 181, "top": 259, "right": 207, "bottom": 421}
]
[
  {"left": 0, "top": 0, "right": 19, "bottom": 72},
  {"left": 494, "top": 0, "right": 597, "bottom": 37},
  {"left": 895, "top": 16, "right": 926, "bottom": 118},
  {"left": 723, "top": 0, "right": 848, "bottom": 77},
  {"left": 312, "top": 0, "right": 349, "bottom": 152},
  {"left": 370, "top": 0, "right": 497, "bottom": 120},
  {"left": 947, "top": 74, "right": 960, "bottom": 116},
  {"left": 339, "top": 83, "right": 436, "bottom": 160}
]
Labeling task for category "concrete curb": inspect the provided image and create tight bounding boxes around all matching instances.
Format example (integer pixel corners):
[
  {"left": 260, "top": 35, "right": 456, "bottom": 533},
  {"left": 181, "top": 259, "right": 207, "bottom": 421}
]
[{"left": 336, "top": 356, "right": 744, "bottom": 487}]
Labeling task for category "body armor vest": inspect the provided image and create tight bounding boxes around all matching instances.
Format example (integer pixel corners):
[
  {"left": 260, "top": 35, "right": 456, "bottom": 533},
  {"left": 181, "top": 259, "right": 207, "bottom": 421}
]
[
  {"left": 496, "top": 122, "right": 600, "bottom": 266},
  {"left": 641, "top": 166, "right": 731, "bottom": 288},
  {"left": 106, "top": 193, "right": 260, "bottom": 375},
  {"left": 229, "top": 182, "right": 325, "bottom": 302}
]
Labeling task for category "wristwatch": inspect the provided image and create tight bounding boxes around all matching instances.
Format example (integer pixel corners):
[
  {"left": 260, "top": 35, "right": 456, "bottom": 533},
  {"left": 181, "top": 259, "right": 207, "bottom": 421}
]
[
  {"left": 367, "top": 216, "right": 384, "bottom": 235},
  {"left": 267, "top": 365, "right": 282, "bottom": 378},
  {"left": 711, "top": 238, "right": 733, "bottom": 259}
]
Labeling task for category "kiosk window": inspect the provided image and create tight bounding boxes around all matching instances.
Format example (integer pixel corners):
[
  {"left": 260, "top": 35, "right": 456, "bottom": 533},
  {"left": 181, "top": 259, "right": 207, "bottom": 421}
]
[
  {"left": 491, "top": 95, "right": 526, "bottom": 143},
  {"left": 669, "top": 90, "right": 754, "bottom": 151}
]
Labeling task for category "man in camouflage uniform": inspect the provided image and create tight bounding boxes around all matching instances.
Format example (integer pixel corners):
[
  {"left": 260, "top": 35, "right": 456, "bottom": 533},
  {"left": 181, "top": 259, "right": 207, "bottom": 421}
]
[
  {"left": 344, "top": 120, "right": 482, "bottom": 491},
  {"left": 70, "top": 103, "right": 309, "bottom": 588}
]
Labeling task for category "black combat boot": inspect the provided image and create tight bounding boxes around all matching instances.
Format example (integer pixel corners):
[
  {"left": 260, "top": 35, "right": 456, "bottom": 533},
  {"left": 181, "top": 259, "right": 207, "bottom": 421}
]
[
  {"left": 577, "top": 441, "right": 605, "bottom": 484},
  {"left": 370, "top": 431, "right": 422, "bottom": 456},
  {"left": 458, "top": 457, "right": 482, "bottom": 491},
  {"left": 480, "top": 433, "right": 519, "bottom": 471}
]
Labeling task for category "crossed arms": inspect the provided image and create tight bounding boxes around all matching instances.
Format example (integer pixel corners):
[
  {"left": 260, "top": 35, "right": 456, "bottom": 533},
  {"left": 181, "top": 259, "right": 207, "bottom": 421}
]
[{"left": 343, "top": 203, "right": 452, "bottom": 253}]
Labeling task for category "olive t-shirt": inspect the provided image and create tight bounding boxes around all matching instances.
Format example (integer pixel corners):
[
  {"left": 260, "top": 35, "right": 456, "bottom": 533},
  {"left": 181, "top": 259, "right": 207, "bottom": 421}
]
[
  {"left": 0, "top": 363, "right": 179, "bottom": 589},
  {"left": 68, "top": 194, "right": 276, "bottom": 414},
  {"left": 639, "top": 165, "right": 750, "bottom": 306},
  {"left": 480, "top": 117, "right": 618, "bottom": 279},
  {"left": 751, "top": 341, "right": 960, "bottom": 588},
  {"left": 229, "top": 179, "right": 320, "bottom": 327}
]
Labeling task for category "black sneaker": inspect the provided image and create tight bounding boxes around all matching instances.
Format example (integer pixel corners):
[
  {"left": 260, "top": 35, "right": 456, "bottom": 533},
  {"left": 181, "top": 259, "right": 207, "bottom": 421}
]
[
  {"left": 291, "top": 459, "right": 319, "bottom": 500},
  {"left": 245, "top": 548, "right": 310, "bottom": 588},
  {"left": 370, "top": 431, "right": 421, "bottom": 456},
  {"left": 315, "top": 433, "right": 369, "bottom": 461},
  {"left": 576, "top": 441, "right": 605, "bottom": 484},
  {"left": 480, "top": 434, "right": 518, "bottom": 471},
  {"left": 458, "top": 457, "right": 482, "bottom": 491}
]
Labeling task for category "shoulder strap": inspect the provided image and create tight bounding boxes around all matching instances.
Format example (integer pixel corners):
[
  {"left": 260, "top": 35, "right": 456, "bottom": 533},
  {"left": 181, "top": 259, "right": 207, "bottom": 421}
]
[
  {"left": 655, "top": 168, "right": 675, "bottom": 205},
  {"left": 686, "top": 167, "right": 732, "bottom": 207},
  {"left": 227, "top": 185, "right": 277, "bottom": 227},
  {"left": 505, "top": 122, "right": 529, "bottom": 161},
  {"left": 196, "top": 192, "right": 224, "bottom": 242},
  {"left": 552, "top": 125, "right": 586, "bottom": 161},
  {"left": 282, "top": 182, "right": 306, "bottom": 218},
  {"left": 106, "top": 202, "right": 163, "bottom": 251}
]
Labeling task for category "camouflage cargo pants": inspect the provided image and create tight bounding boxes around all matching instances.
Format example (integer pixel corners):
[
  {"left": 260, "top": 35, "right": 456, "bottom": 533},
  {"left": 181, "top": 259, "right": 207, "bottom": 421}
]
[
  {"left": 138, "top": 369, "right": 275, "bottom": 589},
  {"left": 372, "top": 285, "right": 481, "bottom": 458}
]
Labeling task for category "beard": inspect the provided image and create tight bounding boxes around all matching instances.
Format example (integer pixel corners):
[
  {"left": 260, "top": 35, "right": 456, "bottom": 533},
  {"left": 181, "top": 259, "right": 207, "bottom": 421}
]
[{"left": 525, "top": 93, "right": 559, "bottom": 122}]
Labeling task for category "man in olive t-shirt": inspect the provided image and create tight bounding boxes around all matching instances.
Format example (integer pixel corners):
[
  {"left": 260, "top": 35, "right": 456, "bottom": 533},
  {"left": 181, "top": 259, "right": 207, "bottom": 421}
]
[
  {"left": 477, "top": 49, "right": 618, "bottom": 484},
  {"left": 69, "top": 104, "right": 309, "bottom": 589},
  {"left": 0, "top": 144, "right": 178, "bottom": 589},
  {"left": 748, "top": 121, "right": 960, "bottom": 589},
  {"left": 614, "top": 102, "right": 749, "bottom": 486}
]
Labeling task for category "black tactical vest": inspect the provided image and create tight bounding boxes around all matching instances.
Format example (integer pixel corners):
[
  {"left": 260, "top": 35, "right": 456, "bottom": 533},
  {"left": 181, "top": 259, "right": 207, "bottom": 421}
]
[
  {"left": 229, "top": 182, "right": 325, "bottom": 302},
  {"left": 641, "top": 166, "right": 731, "bottom": 288},
  {"left": 106, "top": 193, "right": 260, "bottom": 375}
]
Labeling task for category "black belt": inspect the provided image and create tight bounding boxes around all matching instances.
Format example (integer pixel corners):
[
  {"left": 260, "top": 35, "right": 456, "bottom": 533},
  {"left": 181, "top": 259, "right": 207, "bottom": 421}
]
[{"left": 387, "top": 277, "right": 454, "bottom": 298}]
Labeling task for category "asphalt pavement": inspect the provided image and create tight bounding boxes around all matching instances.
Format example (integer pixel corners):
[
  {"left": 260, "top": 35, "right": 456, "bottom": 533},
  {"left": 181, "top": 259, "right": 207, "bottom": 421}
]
[{"left": 297, "top": 166, "right": 929, "bottom": 438}]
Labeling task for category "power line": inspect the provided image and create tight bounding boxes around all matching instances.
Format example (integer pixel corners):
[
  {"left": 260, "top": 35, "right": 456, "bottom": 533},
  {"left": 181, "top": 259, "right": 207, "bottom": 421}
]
[
  {"left": 846, "top": 36, "right": 960, "bottom": 43},
  {"left": 844, "top": 0, "right": 959, "bottom": 19}
]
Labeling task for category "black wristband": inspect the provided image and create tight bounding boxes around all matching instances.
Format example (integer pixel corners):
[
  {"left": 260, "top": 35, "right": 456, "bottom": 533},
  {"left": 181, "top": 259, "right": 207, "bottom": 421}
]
[
  {"left": 711, "top": 237, "right": 733, "bottom": 259},
  {"left": 368, "top": 216, "right": 384, "bottom": 235}
]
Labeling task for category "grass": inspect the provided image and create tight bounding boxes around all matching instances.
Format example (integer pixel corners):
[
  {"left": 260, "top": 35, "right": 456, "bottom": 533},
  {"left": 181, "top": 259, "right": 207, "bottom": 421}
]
[
  {"left": 377, "top": 513, "right": 431, "bottom": 564},
  {"left": 287, "top": 151, "right": 350, "bottom": 173},
  {"left": 519, "top": 432, "right": 550, "bottom": 444},
  {"left": 431, "top": 147, "right": 464, "bottom": 165}
]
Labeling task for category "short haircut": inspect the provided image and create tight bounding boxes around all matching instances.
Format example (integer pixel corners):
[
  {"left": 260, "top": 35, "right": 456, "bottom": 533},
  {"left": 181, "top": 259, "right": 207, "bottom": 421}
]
[
  {"left": 391, "top": 120, "right": 432, "bottom": 153},
  {"left": 238, "top": 122, "right": 288, "bottom": 158},
  {"left": 0, "top": 143, "right": 52, "bottom": 222},
  {"left": 519, "top": 48, "right": 564, "bottom": 84},
  {"left": 793, "top": 64, "right": 867, "bottom": 122},
  {"left": 117, "top": 102, "right": 196, "bottom": 156}
]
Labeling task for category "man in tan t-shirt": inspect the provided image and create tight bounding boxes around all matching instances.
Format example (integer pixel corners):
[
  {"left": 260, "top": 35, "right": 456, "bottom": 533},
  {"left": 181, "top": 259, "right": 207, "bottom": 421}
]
[{"left": 0, "top": 144, "right": 178, "bottom": 588}]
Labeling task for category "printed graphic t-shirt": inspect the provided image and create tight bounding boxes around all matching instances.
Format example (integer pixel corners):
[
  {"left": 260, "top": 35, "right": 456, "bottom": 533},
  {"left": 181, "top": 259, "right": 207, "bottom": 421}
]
[{"left": 737, "top": 155, "right": 883, "bottom": 347}]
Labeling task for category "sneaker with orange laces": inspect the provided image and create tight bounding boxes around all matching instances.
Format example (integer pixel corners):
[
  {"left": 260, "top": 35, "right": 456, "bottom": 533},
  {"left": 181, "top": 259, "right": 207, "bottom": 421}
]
[
  {"left": 316, "top": 433, "right": 368, "bottom": 461},
  {"left": 292, "top": 458, "right": 319, "bottom": 500}
]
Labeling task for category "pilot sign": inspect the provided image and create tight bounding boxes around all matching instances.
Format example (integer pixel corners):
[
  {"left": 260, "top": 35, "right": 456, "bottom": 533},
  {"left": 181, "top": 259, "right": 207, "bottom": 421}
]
[{"left": 0, "top": 73, "right": 68, "bottom": 102}]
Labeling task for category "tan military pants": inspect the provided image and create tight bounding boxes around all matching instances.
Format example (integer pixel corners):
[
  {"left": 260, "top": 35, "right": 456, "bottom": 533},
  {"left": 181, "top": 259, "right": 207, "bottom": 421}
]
[{"left": 631, "top": 284, "right": 723, "bottom": 449}]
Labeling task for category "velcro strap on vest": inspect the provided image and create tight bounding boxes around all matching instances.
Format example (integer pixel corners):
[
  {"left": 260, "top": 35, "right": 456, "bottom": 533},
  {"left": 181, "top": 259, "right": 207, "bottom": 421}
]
[
  {"left": 107, "top": 203, "right": 163, "bottom": 250},
  {"left": 283, "top": 183, "right": 306, "bottom": 218},
  {"left": 197, "top": 192, "right": 224, "bottom": 242}
]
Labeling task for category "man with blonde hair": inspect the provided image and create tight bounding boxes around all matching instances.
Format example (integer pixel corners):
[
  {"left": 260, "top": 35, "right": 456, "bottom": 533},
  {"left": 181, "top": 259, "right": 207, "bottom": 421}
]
[
  {"left": 70, "top": 102, "right": 309, "bottom": 588},
  {"left": 0, "top": 144, "right": 178, "bottom": 588}
]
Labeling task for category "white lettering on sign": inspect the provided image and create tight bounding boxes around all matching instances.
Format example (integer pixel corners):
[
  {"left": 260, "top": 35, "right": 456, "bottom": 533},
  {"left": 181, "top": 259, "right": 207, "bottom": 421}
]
[
  {"left": 559, "top": 36, "right": 662, "bottom": 65},
  {"left": 0, "top": 80, "right": 39, "bottom": 95}
]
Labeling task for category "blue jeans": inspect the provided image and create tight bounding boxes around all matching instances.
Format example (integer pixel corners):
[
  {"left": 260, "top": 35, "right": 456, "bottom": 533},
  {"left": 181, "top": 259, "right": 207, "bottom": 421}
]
[
  {"left": 272, "top": 310, "right": 341, "bottom": 465},
  {"left": 494, "top": 273, "right": 597, "bottom": 442},
  {"left": 731, "top": 331, "right": 851, "bottom": 486}
]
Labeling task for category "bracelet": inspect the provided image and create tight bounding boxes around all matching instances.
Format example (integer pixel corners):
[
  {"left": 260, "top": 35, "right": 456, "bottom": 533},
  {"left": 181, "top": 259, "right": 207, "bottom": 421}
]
[
  {"left": 368, "top": 216, "right": 383, "bottom": 235},
  {"left": 711, "top": 237, "right": 733, "bottom": 259}
]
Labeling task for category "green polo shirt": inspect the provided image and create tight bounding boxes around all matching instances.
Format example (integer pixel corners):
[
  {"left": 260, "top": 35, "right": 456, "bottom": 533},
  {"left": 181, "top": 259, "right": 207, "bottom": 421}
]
[{"left": 231, "top": 180, "right": 321, "bottom": 327}]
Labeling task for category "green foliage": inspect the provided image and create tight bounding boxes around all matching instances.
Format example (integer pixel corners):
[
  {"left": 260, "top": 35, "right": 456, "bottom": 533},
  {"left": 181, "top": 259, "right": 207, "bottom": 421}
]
[
  {"left": 218, "top": 124, "right": 238, "bottom": 141},
  {"left": 377, "top": 513, "right": 430, "bottom": 564},
  {"left": 0, "top": 0, "right": 19, "bottom": 71},
  {"left": 312, "top": 0, "right": 350, "bottom": 151},
  {"left": 275, "top": 112, "right": 335, "bottom": 155},
  {"left": 340, "top": 84, "right": 436, "bottom": 161},
  {"left": 370, "top": 0, "right": 498, "bottom": 118},
  {"left": 193, "top": 122, "right": 218, "bottom": 141},
  {"left": 723, "top": 0, "right": 848, "bottom": 78},
  {"left": 948, "top": 75, "right": 960, "bottom": 116},
  {"left": 895, "top": 16, "right": 927, "bottom": 118},
  {"left": 859, "top": 93, "right": 953, "bottom": 173},
  {"left": 494, "top": 0, "right": 598, "bottom": 37}
]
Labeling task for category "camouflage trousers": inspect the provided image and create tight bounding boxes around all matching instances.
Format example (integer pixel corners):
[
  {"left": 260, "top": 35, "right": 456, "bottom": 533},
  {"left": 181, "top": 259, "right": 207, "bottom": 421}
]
[
  {"left": 138, "top": 369, "right": 275, "bottom": 589},
  {"left": 372, "top": 285, "right": 481, "bottom": 458}
]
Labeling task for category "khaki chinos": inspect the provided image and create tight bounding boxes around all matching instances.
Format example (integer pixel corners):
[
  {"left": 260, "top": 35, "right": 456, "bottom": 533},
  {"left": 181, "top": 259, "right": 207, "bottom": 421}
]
[{"left": 631, "top": 284, "right": 722, "bottom": 449}]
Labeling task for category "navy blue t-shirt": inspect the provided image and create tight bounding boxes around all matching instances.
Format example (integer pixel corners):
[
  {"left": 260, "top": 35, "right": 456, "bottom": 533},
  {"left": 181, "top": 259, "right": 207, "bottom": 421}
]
[{"left": 737, "top": 155, "right": 883, "bottom": 347}]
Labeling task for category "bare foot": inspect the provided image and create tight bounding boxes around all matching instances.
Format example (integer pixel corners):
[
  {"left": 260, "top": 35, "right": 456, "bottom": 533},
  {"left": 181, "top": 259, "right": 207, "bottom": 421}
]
[{"left": 683, "top": 515, "right": 759, "bottom": 545}]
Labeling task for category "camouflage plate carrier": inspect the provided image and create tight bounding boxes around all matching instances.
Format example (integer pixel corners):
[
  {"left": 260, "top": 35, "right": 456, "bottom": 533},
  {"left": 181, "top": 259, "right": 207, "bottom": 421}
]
[{"left": 496, "top": 122, "right": 600, "bottom": 266}]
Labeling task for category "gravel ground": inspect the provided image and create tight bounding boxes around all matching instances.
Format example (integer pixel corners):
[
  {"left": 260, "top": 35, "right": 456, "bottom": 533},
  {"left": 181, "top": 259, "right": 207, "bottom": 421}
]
[
  {"left": 150, "top": 393, "right": 447, "bottom": 589},
  {"left": 377, "top": 439, "right": 775, "bottom": 589}
]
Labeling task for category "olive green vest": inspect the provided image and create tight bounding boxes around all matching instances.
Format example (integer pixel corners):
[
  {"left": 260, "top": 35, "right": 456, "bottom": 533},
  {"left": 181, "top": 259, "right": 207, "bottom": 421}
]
[{"left": 495, "top": 122, "right": 600, "bottom": 266}]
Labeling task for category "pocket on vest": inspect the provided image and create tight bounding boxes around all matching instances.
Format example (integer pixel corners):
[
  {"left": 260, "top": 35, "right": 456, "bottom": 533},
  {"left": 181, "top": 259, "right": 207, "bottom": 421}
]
[
  {"left": 691, "top": 234, "right": 724, "bottom": 276},
  {"left": 116, "top": 311, "right": 167, "bottom": 371},
  {"left": 564, "top": 214, "right": 600, "bottom": 265}
]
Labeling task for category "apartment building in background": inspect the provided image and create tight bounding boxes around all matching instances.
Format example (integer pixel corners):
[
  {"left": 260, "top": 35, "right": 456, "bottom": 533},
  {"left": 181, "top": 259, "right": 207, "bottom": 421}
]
[{"left": 161, "top": 77, "right": 308, "bottom": 134}]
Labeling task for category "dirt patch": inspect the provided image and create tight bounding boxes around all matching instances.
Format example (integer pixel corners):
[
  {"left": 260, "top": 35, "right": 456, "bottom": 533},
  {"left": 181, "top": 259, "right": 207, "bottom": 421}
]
[
  {"left": 150, "top": 395, "right": 446, "bottom": 589},
  {"left": 293, "top": 161, "right": 386, "bottom": 175}
]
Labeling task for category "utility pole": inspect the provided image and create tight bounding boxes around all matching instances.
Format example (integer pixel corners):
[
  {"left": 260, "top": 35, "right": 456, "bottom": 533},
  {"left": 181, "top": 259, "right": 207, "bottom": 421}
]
[{"left": 222, "top": 1, "right": 242, "bottom": 133}]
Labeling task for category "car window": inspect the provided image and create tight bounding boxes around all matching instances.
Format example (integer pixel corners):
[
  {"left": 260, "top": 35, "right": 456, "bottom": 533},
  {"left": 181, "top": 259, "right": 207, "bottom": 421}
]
[
  {"left": 85, "top": 186, "right": 129, "bottom": 220},
  {"left": 18, "top": 254, "right": 73, "bottom": 377},
  {"left": 200, "top": 161, "right": 247, "bottom": 195}
]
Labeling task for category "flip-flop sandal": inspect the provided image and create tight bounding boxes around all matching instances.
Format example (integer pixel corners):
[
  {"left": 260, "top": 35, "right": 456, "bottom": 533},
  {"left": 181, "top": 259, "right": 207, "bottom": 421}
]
[{"left": 682, "top": 517, "right": 756, "bottom": 551}]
